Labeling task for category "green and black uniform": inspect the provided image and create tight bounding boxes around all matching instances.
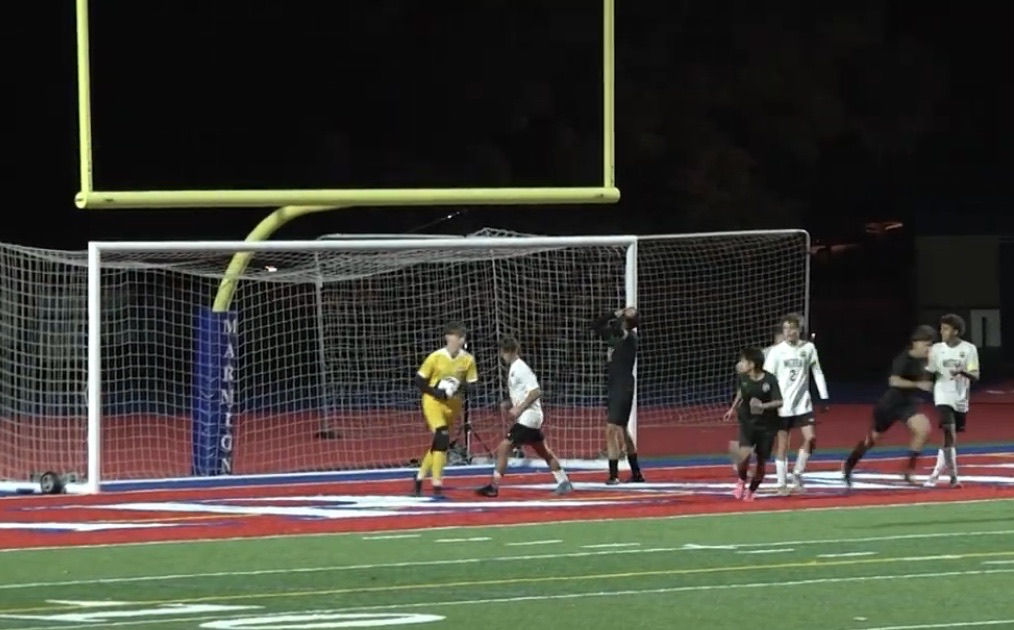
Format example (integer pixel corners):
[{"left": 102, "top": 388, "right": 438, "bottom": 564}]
[
  {"left": 736, "top": 371, "right": 782, "bottom": 461},
  {"left": 593, "top": 312, "right": 637, "bottom": 426}
]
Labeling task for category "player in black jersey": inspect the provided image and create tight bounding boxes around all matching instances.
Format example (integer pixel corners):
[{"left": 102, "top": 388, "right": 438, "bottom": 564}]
[
  {"left": 592, "top": 307, "right": 644, "bottom": 484},
  {"left": 726, "top": 347, "right": 783, "bottom": 501},
  {"left": 842, "top": 325, "right": 936, "bottom": 489}
]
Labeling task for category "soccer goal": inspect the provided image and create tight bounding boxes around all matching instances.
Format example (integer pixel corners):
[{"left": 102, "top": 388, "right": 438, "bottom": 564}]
[{"left": 0, "top": 229, "right": 808, "bottom": 493}]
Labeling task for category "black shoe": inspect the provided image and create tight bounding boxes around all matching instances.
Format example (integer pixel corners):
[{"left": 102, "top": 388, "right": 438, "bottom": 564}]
[
  {"left": 411, "top": 478, "right": 422, "bottom": 497},
  {"left": 627, "top": 473, "right": 645, "bottom": 483},
  {"left": 476, "top": 484, "right": 498, "bottom": 497},
  {"left": 432, "top": 485, "right": 444, "bottom": 499},
  {"left": 842, "top": 464, "right": 853, "bottom": 491}
]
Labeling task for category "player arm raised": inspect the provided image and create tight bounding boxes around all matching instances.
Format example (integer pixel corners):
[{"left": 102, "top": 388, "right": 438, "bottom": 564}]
[{"left": 591, "top": 309, "right": 631, "bottom": 345}]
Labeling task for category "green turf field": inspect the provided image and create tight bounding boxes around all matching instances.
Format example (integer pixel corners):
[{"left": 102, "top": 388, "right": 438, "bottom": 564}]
[{"left": 2, "top": 500, "right": 1013, "bottom": 630}]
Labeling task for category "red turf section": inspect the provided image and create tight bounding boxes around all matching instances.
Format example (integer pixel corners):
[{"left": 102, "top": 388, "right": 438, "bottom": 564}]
[
  {"left": 1, "top": 454, "right": 1012, "bottom": 550},
  {"left": 3, "top": 401, "right": 1012, "bottom": 480}
]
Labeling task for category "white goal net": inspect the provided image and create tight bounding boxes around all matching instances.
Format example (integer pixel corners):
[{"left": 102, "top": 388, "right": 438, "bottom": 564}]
[{"left": 0, "top": 229, "right": 808, "bottom": 488}]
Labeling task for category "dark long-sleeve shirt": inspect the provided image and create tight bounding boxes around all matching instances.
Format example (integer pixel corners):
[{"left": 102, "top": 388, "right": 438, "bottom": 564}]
[{"left": 592, "top": 313, "right": 637, "bottom": 389}]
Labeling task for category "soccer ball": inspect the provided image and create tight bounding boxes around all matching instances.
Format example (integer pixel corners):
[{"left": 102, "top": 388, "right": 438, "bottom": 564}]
[{"left": 437, "top": 376, "right": 460, "bottom": 397}]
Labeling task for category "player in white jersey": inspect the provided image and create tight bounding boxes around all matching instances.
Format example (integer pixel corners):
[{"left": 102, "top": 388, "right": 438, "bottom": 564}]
[
  {"left": 477, "top": 336, "right": 573, "bottom": 497},
  {"left": 924, "top": 314, "right": 980, "bottom": 488},
  {"left": 762, "top": 314, "right": 829, "bottom": 494}
]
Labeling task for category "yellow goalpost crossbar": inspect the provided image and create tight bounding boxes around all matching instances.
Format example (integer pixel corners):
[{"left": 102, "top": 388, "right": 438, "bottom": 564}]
[{"left": 75, "top": 0, "right": 619, "bottom": 311}]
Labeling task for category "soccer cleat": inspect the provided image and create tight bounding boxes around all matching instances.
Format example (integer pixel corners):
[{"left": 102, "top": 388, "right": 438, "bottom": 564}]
[
  {"left": 476, "top": 484, "right": 498, "bottom": 497},
  {"left": 950, "top": 477, "right": 963, "bottom": 489},
  {"left": 791, "top": 472, "right": 806, "bottom": 493},
  {"left": 776, "top": 485, "right": 791, "bottom": 496},
  {"left": 902, "top": 472, "right": 919, "bottom": 486},
  {"left": 432, "top": 485, "right": 445, "bottom": 499},
  {"left": 842, "top": 463, "right": 853, "bottom": 490},
  {"left": 553, "top": 481, "right": 574, "bottom": 495},
  {"left": 411, "top": 478, "right": 423, "bottom": 497},
  {"left": 923, "top": 475, "right": 940, "bottom": 488},
  {"left": 743, "top": 489, "right": 756, "bottom": 502},
  {"left": 605, "top": 477, "right": 620, "bottom": 486},
  {"left": 627, "top": 473, "right": 646, "bottom": 483},
  {"left": 733, "top": 479, "right": 745, "bottom": 500}
]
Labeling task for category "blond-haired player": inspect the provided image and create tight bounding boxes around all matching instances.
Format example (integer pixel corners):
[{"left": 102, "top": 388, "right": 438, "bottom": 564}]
[{"left": 412, "top": 323, "right": 479, "bottom": 498}]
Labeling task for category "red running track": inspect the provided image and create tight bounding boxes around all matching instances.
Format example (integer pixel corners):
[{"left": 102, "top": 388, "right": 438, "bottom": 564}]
[{"left": 1, "top": 403, "right": 1011, "bottom": 481}]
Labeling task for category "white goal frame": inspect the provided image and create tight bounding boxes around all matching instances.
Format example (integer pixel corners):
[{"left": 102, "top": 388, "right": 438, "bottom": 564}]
[{"left": 84, "top": 235, "right": 641, "bottom": 494}]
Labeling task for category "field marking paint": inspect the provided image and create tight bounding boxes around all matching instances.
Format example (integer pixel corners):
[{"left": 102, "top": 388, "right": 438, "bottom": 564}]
[
  {"left": 580, "top": 543, "right": 640, "bottom": 549},
  {"left": 4, "top": 496, "right": 1011, "bottom": 555},
  {"left": 5, "top": 549, "right": 1014, "bottom": 615},
  {"left": 504, "top": 540, "right": 562, "bottom": 547},
  {"left": 982, "top": 560, "right": 1014, "bottom": 565},
  {"left": 4, "top": 528, "right": 1014, "bottom": 592},
  {"left": 817, "top": 552, "right": 877, "bottom": 558},
  {"left": 736, "top": 549, "right": 789, "bottom": 554},
  {"left": 201, "top": 613, "right": 445, "bottom": 629},
  {"left": 6, "top": 569, "right": 1013, "bottom": 630},
  {"left": 434, "top": 537, "right": 490, "bottom": 543},
  {"left": 859, "top": 621, "right": 1014, "bottom": 630},
  {"left": 362, "top": 535, "right": 420, "bottom": 541}
]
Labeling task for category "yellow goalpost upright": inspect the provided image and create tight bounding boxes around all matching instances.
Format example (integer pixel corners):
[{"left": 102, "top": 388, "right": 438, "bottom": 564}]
[{"left": 74, "top": 0, "right": 620, "bottom": 312}]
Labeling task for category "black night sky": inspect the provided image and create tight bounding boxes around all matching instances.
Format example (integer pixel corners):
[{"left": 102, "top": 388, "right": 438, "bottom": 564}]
[{"left": 14, "top": 0, "right": 1013, "bottom": 248}]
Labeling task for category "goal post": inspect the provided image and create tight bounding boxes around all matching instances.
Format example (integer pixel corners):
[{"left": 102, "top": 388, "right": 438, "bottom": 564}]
[{"left": 0, "top": 229, "right": 808, "bottom": 494}]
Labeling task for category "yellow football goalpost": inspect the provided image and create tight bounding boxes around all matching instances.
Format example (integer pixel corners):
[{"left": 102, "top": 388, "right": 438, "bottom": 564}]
[{"left": 74, "top": 0, "right": 619, "bottom": 312}]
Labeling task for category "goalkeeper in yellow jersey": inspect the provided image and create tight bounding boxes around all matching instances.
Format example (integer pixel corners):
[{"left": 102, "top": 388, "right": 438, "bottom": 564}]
[{"left": 412, "top": 323, "right": 479, "bottom": 498}]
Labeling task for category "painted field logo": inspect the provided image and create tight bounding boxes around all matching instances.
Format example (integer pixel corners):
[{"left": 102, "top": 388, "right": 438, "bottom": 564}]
[{"left": 202, "top": 612, "right": 444, "bottom": 629}]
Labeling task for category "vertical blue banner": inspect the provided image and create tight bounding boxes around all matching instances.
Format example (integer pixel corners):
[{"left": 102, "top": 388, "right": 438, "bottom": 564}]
[{"left": 193, "top": 308, "right": 238, "bottom": 476}]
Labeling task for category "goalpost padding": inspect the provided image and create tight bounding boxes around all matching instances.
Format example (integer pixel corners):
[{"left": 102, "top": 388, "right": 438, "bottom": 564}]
[{"left": 0, "top": 230, "right": 808, "bottom": 490}]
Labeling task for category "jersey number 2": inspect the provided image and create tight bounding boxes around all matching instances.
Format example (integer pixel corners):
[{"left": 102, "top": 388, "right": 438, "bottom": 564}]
[{"left": 788, "top": 369, "right": 798, "bottom": 382}]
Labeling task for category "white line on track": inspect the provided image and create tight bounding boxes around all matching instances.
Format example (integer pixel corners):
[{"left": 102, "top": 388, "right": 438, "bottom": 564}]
[
  {"left": 505, "top": 540, "right": 562, "bottom": 547},
  {"left": 435, "top": 537, "right": 490, "bottom": 543},
  {"left": 580, "top": 543, "right": 640, "bottom": 549},
  {"left": 2, "top": 497, "right": 1011, "bottom": 554},
  {"left": 3, "top": 528, "right": 1013, "bottom": 591},
  {"left": 817, "top": 551, "right": 877, "bottom": 558},
  {"left": 361, "top": 534, "right": 421, "bottom": 541},
  {"left": 858, "top": 621, "right": 1014, "bottom": 630},
  {"left": 5, "top": 569, "right": 1012, "bottom": 630}
]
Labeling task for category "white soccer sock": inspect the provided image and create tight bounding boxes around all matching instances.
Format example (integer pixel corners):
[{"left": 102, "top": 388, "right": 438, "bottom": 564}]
[
  {"left": 552, "top": 470, "right": 568, "bottom": 483},
  {"left": 492, "top": 470, "right": 503, "bottom": 480},
  {"left": 931, "top": 449, "right": 946, "bottom": 476},
  {"left": 794, "top": 449, "right": 809, "bottom": 475},
  {"left": 775, "top": 459, "right": 787, "bottom": 486},
  {"left": 947, "top": 447, "right": 958, "bottom": 477}
]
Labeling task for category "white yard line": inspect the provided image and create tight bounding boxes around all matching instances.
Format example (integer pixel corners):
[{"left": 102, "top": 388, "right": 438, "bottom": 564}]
[
  {"left": 580, "top": 543, "right": 640, "bottom": 549},
  {"left": 858, "top": 621, "right": 1014, "bottom": 630},
  {"left": 434, "top": 537, "right": 490, "bottom": 543},
  {"left": 2, "top": 528, "right": 1013, "bottom": 591},
  {"left": 818, "top": 552, "right": 877, "bottom": 558},
  {"left": 504, "top": 540, "right": 562, "bottom": 547},
  {"left": 3, "top": 497, "right": 1011, "bottom": 555},
  {"left": 4, "top": 569, "right": 1012, "bottom": 630}
]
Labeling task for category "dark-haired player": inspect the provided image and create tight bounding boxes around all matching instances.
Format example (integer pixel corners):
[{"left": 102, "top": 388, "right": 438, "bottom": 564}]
[
  {"left": 412, "top": 323, "right": 478, "bottom": 497},
  {"left": 727, "top": 327, "right": 784, "bottom": 471},
  {"left": 592, "top": 307, "right": 644, "bottom": 484},
  {"left": 476, "top": 336, "right": 573, "bottom": 497},
  {"left": 842, "top": 325, "right": 936, "bottom": 488},
  {"left": 727, "top": 347, "right": 783, "bottom": 501},
  {"left": 764, "top": 314, "right": 829, "bottom": 494},
  {"left": 925, "top": 314, "right": 980, "bottom": 488}
]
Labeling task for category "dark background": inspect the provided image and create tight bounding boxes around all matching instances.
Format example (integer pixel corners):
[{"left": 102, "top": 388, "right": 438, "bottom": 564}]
[{"left": 10, "top": 0, "right": 1014, "bottom": 386}]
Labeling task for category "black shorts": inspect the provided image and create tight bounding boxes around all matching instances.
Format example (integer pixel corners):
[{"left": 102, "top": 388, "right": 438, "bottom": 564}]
[
  {"left": 506, "top": 423, "right": 545, "bottom": 446},
  {"left": 780, "top": 413, "right": 815, "bottom": 431},
  {"left": 936, "top": 406, "right": 968, "bottom": 433},
  {"left": 872, "top": 403, "right": 920, "bottom": 434},
  {"left": 738, "top": 422, "right": 777, "bottom": 461},
  {"left": 606, "top": 387, "right": 634, "bottom": 426}
]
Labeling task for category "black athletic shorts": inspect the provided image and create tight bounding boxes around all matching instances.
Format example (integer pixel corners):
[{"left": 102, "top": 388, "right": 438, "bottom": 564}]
[
  {"left": 936, "top": 405, "right": 968, "bottom": 433},
  {"left": 606, "top": 386, "right": 634, "bottom": 427},
  {"left": 506, "top": 423, "right": 544, "bottom": 446},
  {"left": 872, "top": 403, "right": 919, "bottom": 434},
  {"left": 738, "top": 422, "right": 777, "bottom": 461},
  {"left": 780, "top": 413, "right": 815, "bottom": 431}
]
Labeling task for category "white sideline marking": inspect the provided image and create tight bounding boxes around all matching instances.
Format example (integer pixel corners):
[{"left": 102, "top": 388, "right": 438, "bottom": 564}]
[
  {"left": 435, "top": 537, "right": 490, "bottom": 543},
  {"left": 505, "top": 540, "right": 562, "bottom": 547},
  {"left": 898, "top": 554, "right": 962, "bottom": 562},
  {"left": 6, "top": 569, "right": 1012, "bottom": 630},
  {"left": 736, "top": 549, "right": 789, "bottom": 554},
  {"left": 983, "top": 560, "right": 1014, "bottom": 565},
  {"left": 362, "top": 534, "right": 420, "bottom": 541},
  {"left": 4, "top": 528, "right": 1014, "bottom": 591},
  {"left": 581, "top": 543, "right": 640, "bottom": 549},
  {"left": 859, "top": 621, "right": 1014, "bottom": 630},
  {"left": 817, "top": 551, "right": 877, "bottom": 558},
  {"left": 2, "top": 497, "right": 1012, "bottom": 555}
]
